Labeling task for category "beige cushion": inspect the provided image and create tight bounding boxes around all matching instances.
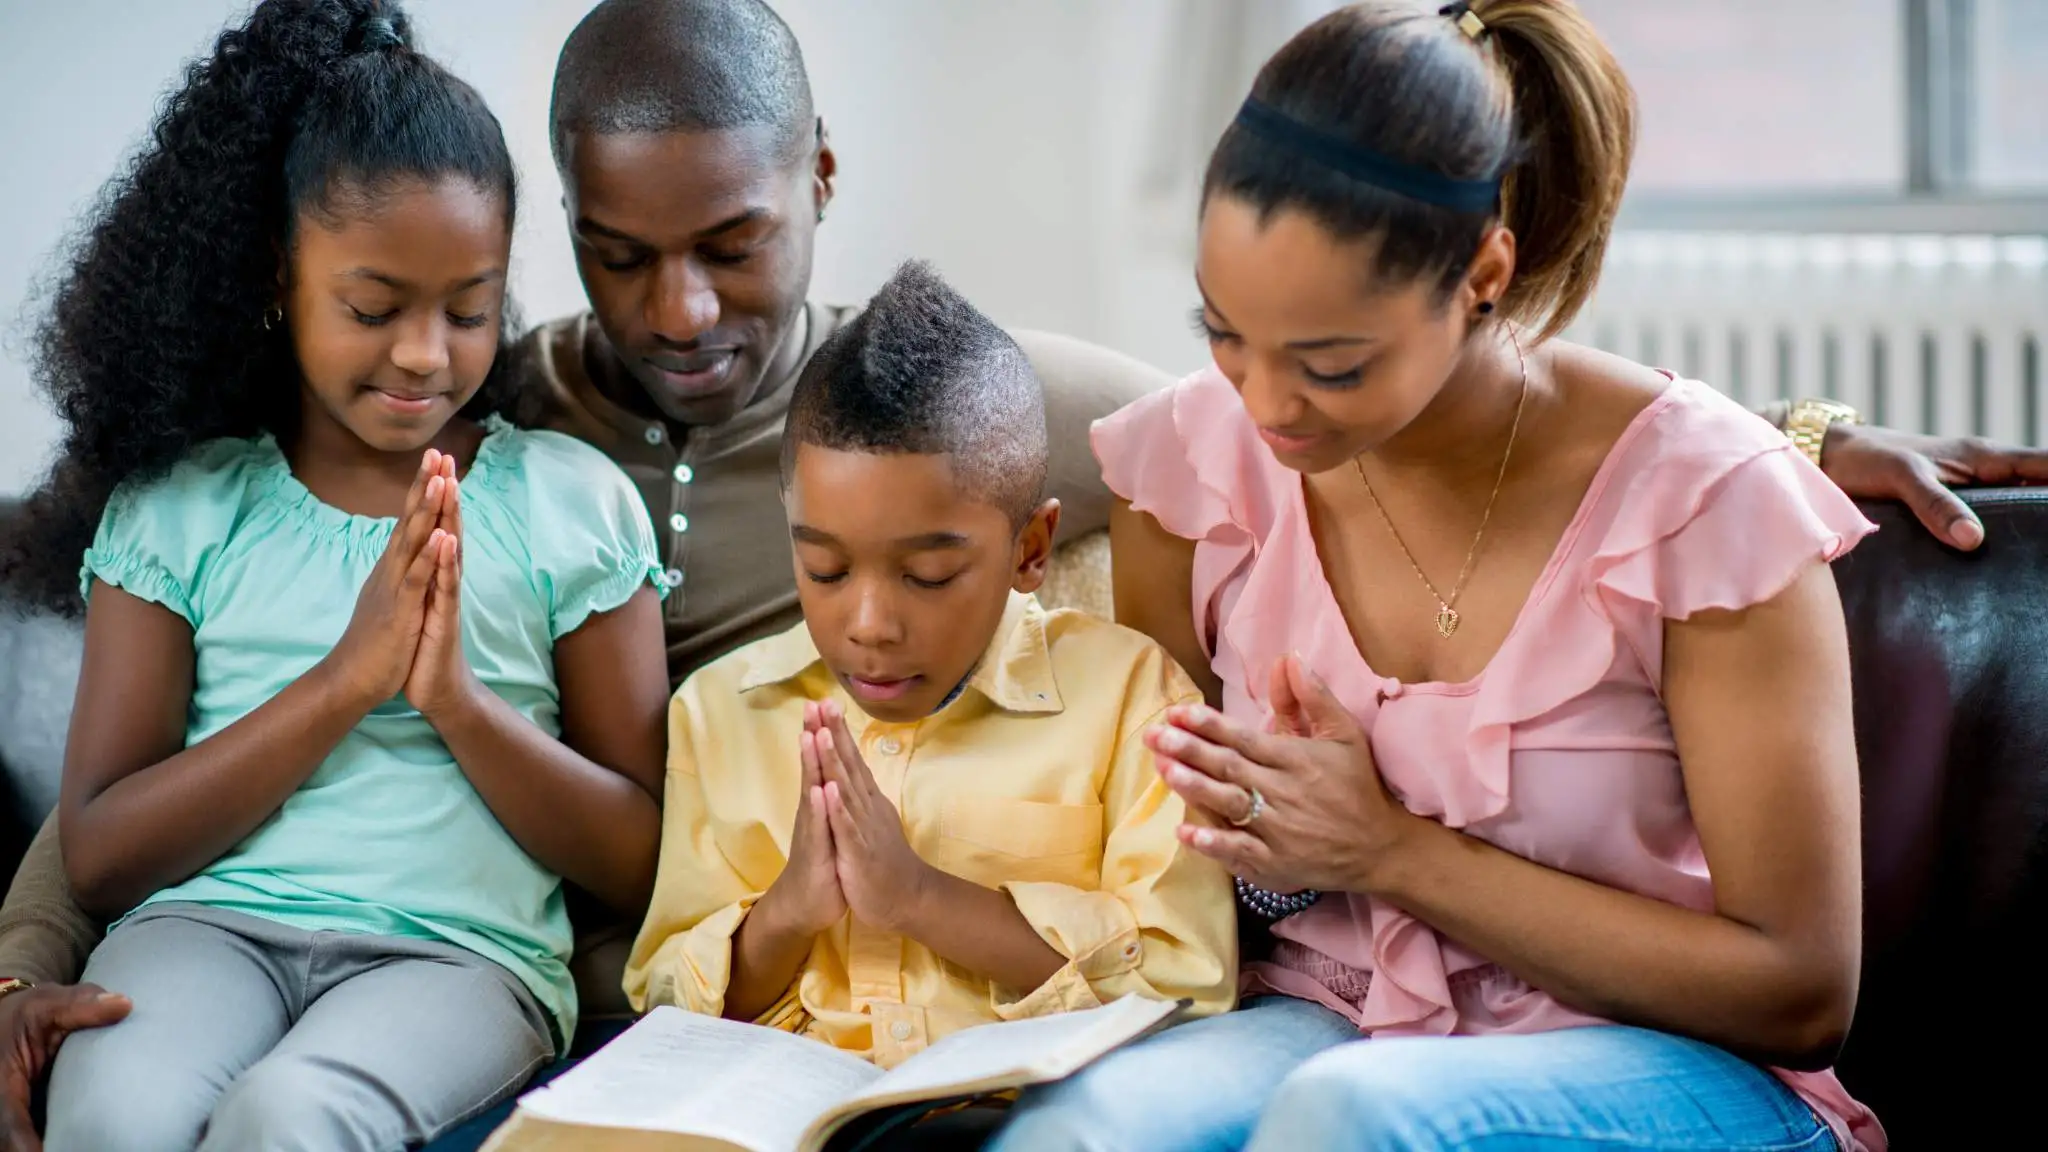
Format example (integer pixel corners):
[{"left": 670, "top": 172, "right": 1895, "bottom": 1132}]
[{"left": 1038, "top": 529, "right": 1113, "bottom": 621}]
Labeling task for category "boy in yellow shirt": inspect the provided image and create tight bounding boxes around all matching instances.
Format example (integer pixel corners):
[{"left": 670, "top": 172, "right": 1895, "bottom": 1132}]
[{"left": 624, "top": 261, "right": 1236, "bottom": 1067}]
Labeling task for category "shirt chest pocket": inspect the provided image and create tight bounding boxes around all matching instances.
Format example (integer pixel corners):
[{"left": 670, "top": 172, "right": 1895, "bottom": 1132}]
[{"left": 932, "top": 797, "right": 1104, "bottom": 888}]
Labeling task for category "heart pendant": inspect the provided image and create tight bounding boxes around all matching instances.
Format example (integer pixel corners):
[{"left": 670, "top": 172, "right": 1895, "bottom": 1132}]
[{"left": 1435, "top": 606, "right": 1461, "bottom": 638}]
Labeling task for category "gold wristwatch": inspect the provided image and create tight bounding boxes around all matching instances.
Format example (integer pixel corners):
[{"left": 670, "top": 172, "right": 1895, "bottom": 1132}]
[{"left": 1783, "top": 398, "right": 1861, "bottom": 468}]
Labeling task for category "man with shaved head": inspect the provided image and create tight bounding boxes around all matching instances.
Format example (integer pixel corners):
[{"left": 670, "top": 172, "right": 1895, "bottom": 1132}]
[
  {"left": 1, "top": 2, "right": 2037, "bottom": 1148},
  {"left": 526, "top": 0, "right": 1156, "bottom": 679}
]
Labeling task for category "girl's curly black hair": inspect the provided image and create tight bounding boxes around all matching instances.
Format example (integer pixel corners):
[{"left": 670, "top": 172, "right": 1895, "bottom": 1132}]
[{"left": 1, "top": 0, "right": 522, "bottom": 616}]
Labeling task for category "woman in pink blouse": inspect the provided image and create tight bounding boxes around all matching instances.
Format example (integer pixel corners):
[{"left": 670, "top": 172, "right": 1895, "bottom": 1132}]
[{"left": 988, "top": 2, "right": 1883, "bottom": 1150}]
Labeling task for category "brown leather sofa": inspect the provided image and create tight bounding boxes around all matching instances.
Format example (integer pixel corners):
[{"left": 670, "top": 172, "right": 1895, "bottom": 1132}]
[
  {"left": 2, "top": 492, "right": 2037, "bottom": 1146},
  {"left": 1828, "top": 493, "right": 2043, "bottom": 1146}
]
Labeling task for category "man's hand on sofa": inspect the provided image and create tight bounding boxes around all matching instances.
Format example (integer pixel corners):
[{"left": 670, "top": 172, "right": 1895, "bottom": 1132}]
[
  {"left": 1822, "top": 424, "right": 2048, "bottom": 551},
  {"left": 1, "top": 983, "right": 130, "bottom": 1151}
]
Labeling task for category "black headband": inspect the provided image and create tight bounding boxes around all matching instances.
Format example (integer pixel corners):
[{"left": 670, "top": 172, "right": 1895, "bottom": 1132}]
[{"left": 1232, "top": 97, "right": 1501, "bottom": 214}]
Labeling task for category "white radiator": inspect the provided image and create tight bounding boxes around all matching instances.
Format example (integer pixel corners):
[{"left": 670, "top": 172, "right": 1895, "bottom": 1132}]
[{"left": 1567, "top": 232, "right": 2048, "bottom": 444}]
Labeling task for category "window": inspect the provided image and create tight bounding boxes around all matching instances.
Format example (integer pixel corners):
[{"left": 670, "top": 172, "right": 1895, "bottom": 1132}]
[
  {"left": 1579, "top": 0, "right": 1906, "bottom": 195},
  {"left": 1574, "top": 0, "right": 2046, "bottom": 236},
  {"left": 1975, "top": 0, "right": 2048, "bottom": 190},
  {"left": 1134, "top": 1, "right": 2045, "bottom": 239},
  {"left": 1582, "top": 0, "right": 2047, "bottom": 205}
]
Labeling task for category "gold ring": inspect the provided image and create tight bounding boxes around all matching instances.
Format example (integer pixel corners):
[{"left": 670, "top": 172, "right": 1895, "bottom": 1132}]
[{"left": 1228, "top": 786, "right": 1267, "bottom": 827}]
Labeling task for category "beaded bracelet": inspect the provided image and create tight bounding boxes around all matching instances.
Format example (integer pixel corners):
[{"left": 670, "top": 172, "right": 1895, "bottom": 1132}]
[{"left": 1235, "top": 876, "right": 1323, "bottom": 921}]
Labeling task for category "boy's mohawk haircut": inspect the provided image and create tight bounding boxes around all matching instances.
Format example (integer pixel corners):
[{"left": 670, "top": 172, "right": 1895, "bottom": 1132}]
[{"left": 782, "top": 260, "right": 1048, "bottom": 525}]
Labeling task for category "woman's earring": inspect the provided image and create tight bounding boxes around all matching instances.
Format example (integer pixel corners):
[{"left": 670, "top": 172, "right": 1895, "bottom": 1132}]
[
  {"left": 263, "top": 305, "right": 284, "bottom": 331},
  {"left": 816, "top": 206, "right": 827, "bottom": 224},
  {"left": 1476, "top": 300, "right": 1496, "bottom": 316}
]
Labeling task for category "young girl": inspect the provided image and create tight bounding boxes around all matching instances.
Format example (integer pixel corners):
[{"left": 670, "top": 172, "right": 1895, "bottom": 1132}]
[{"left": 0, "top": 2, "right": 671, "bottom": 1149}]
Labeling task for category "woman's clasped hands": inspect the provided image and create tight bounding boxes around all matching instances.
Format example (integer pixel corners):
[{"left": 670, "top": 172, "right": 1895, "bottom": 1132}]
[
  {"left": 321, "top": 449, "right": 480, "bottom": 723},
  {"left": 1148, "top": 654, "right": 1423, "bottom": 897}
]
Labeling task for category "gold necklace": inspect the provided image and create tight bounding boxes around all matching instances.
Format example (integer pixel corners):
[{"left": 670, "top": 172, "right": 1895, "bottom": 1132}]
[{"left": 1353, "top": 330, "right": 1530, "bottom": 640}]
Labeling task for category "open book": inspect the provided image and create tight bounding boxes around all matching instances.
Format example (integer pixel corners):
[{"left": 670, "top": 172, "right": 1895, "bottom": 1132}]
[{"left": 478, "top": 995, "right": 1187, "bottom": 1152}]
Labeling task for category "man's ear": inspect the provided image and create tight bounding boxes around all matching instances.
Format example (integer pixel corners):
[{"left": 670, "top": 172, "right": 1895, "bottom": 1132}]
[
  {"left": 1012, "top": 498, "right": 1061, "bottom": 594},
  {"left": 812, "top": 117, "right": 837, "bottom": 222}
]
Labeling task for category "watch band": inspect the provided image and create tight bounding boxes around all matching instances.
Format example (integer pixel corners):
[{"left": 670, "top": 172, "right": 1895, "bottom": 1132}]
[
  {"left": 0, "top": 977, "right": 34, "bottom": 1000},
  {"left": 1783, "top": 398, "right": 1861, "bottom": 468}
]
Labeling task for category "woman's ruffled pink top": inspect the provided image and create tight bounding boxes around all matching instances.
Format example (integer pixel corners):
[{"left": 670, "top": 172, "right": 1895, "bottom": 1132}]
[{"left": 1093, "top": 368, "right": 1885, "bottom": 1152}]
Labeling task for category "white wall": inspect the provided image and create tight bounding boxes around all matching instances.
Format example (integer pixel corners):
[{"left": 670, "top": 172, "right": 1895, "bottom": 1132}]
[{"left": 0, "top": 0, "right": 1224, "bottom": 495}]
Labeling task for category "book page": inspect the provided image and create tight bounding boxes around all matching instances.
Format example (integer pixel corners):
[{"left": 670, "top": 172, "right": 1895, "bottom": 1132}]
[
  {"left": 802, "top": 995, "right": 1184, "bottom": 1146},
  {"left": 516, "top": 1007, "right": 882, "bottom": 1152}
]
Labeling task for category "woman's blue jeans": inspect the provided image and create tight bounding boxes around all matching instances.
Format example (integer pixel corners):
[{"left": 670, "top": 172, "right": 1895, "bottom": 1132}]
[{"left": 985, "top": 996, "right": 1833, "bottom": 1152}]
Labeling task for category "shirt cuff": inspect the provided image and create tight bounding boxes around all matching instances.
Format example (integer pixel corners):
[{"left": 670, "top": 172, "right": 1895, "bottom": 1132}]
[
  {"left": 989, "top": 881, "right": 1143, "bottom": 1021},
  {"left": 630, "top": 894, "right": 760, "bottom": 1017},
  {"left": 0, "top": 912, "right": 95, "bottom": 987}
]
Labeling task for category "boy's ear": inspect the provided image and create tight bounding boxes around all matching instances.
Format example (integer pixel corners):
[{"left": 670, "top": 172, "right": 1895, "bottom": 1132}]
[{"left": 1011, "top": 498, "right": 1061, "bottom": 594}]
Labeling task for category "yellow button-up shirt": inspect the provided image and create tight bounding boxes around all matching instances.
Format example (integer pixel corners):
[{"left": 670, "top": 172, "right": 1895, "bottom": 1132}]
[{"left": 625, "top": 593, "right": 1237, "bottom": 1066}]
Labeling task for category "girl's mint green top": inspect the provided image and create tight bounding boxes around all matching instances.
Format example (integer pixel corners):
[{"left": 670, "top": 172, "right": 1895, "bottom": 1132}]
[{"left": 79, "top": 417, "right": 664, "bottom": 1042}]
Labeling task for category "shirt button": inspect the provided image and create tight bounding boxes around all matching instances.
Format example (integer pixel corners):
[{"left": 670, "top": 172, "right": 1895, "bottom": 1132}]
[
  {"left": 668, "top": 513, "right": 690, "bottom": 534},
  {"left": 673, "top": 463, "right": 694, "bottom": 484},
  {"left": 663, "top": 568, "right": 684, "bottom": 589},
  {"left": 1380, "top": 678, "right": 1403, "bottom": 701},
  {"left": 889, "top": 1020, "right": 913, "bottom": 1041},
  {"left": 644, "top": 424, "right": 665, "bottom": 445},
  {"left": 1121, "top": 941, "right": 1142, "bottom": 961},
  {"left": 876, "top": 736, "right": 903, "bottom": 756}
]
